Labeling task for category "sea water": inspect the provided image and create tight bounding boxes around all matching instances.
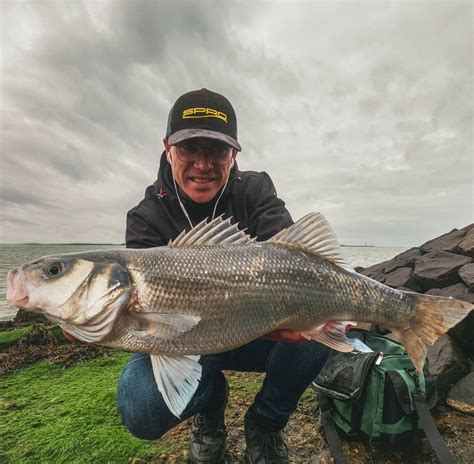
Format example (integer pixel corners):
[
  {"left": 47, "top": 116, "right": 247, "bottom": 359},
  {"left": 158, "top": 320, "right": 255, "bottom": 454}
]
[{"left": 0, "top": 244, "right": 408, "bottom": 321}]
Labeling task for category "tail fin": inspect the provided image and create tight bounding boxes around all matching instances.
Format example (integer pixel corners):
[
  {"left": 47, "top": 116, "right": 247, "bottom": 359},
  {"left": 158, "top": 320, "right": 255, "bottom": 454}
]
[{"left": 397, "top": 294, "right": 472, "bottom": 372}]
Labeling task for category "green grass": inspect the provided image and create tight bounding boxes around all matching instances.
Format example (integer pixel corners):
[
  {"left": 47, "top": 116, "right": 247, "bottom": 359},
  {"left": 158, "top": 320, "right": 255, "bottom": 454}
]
[
  {"left": 0, "top": 326, "right": 319, "bottom": 463},
  {"left": 0, "top": 326, "right": 32, "bottom": 351},
  {"left": 1, "top": 352, "right": 168, "bottom": 463}
]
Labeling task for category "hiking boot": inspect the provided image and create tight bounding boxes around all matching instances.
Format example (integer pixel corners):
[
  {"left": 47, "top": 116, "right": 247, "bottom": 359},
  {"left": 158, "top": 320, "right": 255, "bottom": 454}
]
[
  {"left": 189, "top": 373, "right": 228, "bottom": 463},
  {"left": 244, "top": 410, "right": 289, "bottom": 464}
]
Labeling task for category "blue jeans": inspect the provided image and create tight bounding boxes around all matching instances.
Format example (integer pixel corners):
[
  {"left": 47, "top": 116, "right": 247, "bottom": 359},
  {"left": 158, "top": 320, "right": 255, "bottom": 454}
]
[{"left": 117, "top": 339, "right": 331, "bottom": 440}]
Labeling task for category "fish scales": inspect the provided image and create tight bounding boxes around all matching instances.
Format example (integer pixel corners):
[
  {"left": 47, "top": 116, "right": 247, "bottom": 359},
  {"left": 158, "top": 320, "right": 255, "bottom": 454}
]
[{"left": 102, "top": 243, "right": 415, "bottom": 355}]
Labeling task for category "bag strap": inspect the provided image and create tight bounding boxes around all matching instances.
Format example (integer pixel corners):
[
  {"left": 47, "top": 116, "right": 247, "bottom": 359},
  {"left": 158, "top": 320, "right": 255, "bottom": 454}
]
[
  {"left": 412, "top": 393, "right": 456, "bottom": 464},
  {"left": 319, "top": 392, "right": 455, "bottom": 464},
  {"left": 319, "top": 395, "right": 347, "bottom": 464}
]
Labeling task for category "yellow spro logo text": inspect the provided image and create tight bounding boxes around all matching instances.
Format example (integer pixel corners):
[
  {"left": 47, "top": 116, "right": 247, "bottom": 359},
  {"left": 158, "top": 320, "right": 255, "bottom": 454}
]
[{"left": 182, "top": 107, "right": 228, "bottom": 123}]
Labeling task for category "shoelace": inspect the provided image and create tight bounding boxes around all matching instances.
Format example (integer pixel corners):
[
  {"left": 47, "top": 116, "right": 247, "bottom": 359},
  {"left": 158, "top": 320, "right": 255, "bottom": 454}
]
[
  {"left": 249, "top": 424, "right": 288, "bottom": 463},
  {"left": 262, "top": 431, "right": 288, "bottom": 463},
  {"left": 193, "top": 414, "right": 227, "bottom": 443}
]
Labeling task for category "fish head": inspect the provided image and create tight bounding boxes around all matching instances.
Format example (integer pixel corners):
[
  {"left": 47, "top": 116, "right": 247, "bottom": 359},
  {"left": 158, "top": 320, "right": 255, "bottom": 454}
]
[{"left": 6, "top": 256, "right": 131, "bottom": 327}]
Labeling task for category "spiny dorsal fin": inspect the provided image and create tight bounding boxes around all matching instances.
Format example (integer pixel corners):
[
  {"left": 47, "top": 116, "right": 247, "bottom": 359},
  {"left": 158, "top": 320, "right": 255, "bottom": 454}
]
[
  {"left": 269, "top": 212, "right": 354, "bottom": 272},
  {"left": 170, "top": 215, "right": 255, "bottom": 247}
]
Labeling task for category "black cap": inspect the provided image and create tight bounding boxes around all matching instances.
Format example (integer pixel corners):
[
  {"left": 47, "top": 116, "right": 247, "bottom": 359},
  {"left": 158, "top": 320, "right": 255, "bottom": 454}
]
[{"left": 166, "top": 88, "right": 241, "bottom": 151}]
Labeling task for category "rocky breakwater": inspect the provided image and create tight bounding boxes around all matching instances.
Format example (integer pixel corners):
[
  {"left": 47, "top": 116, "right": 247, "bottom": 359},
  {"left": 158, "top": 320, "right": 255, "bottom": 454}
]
[{"left": 358, "top": 223, "right": 474, "bottom": 414}]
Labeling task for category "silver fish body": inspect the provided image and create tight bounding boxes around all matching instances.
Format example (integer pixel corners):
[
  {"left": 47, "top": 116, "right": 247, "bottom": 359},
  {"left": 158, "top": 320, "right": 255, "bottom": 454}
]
[{"left": 103, "top": 243, "right": 412, "bottom": 355}]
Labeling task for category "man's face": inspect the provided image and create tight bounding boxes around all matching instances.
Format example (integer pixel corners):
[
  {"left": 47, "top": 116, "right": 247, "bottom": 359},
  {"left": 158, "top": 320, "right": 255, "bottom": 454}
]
[{"left": 164, "top": 137, "right": 237, "bottom": 204}]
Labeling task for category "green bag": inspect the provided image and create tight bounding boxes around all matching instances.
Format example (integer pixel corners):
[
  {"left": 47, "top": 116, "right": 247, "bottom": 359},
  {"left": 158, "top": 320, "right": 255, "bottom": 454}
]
[
  {"left": 312, "top": 329, "right": 455, "bottom": 464},
  {"left": 313, "top": 329, "right": 436, "bottom": 440}
]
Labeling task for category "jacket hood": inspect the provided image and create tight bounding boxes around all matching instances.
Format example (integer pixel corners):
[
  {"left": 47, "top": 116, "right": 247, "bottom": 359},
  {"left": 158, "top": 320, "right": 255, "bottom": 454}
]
[{"left": 151, "top": 151, "right": 240, "bottom": 206}]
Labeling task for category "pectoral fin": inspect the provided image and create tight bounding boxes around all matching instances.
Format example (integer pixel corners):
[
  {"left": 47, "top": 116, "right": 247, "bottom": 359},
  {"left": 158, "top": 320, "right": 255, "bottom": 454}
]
[
  {"left": 131, "top": 312, "right": 201, "bottom": 339},
  {"left": 150, "top": 353, "right": 202, "bottom": 418},
  {"left": 303, "top": 320, "right": 357, "bottom": 352}
]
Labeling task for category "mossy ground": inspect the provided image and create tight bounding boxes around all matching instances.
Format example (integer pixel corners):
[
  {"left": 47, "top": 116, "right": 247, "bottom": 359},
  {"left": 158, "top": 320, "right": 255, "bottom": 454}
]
[
  {"left": 1, "top": 328, "right": 473, "bottom": 463},
  {"left": 0, "top": 326, "right": 31, "bottom": 351}
]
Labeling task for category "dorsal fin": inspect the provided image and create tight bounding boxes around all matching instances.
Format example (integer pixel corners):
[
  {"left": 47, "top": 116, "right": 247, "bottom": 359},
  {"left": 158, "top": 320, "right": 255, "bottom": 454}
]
[
  {"left": 170, "top": 215, "right": 255, "bottom": 247},
  {"left": 268, "top": 213, "right": 354, "bottom": 272}
]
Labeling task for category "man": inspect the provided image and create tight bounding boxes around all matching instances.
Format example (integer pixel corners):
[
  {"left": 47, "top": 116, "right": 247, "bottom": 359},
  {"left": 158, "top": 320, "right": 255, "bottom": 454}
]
[{"left": 118, "top": 89, "right": 331, "bottom": 463}]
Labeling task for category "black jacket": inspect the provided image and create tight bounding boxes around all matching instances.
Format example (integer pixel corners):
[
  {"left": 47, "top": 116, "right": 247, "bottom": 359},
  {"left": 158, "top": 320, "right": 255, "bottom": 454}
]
[{"left": 126, "top": 152, "right": 293, "bottom": 248}]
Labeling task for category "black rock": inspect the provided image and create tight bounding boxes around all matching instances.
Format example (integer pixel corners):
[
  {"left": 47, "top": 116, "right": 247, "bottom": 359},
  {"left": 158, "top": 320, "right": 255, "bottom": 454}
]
[
  {"left": 420, "top": 225, "right": 472, "bottom": 254},
  {"left": 427, "top": 334, "right": 470, "bottom": 399},
  {"left": 448, "top": 311, "right": 474, "bottom": 359},
  {"left": 446, "top": 372, "right": 474, "bottom": 414},
  {"left": 459, "top": 263, "right": 474, "bottom": 290},
  {"left": 384, "top": 267, "right": 421, "bottom": 291},
  {"left": 359, "top": 260, "right": 388, "bottom": 278},
  {"left": 383, "top": 247, "right": 423, "bottom": 274},
  {"left": 413, "top": 251, "right": 472, "bottom": 290},
  {"left": 370, "top": 271, "right": 387, "bottom": 283},
  {"left": 426, "top": 282, "right": 474, "bottom": 303},
  {"left": 458, "top": 226, "right": 474, "bottom": 257}
]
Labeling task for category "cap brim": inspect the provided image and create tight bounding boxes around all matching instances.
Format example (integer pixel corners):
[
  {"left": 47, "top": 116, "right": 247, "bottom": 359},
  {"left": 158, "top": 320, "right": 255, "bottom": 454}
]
[{"left": 168, "top": 129, "right": 241, "bottom": 151}]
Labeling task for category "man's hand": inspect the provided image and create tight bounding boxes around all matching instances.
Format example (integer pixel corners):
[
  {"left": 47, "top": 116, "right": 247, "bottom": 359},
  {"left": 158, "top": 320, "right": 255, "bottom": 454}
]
[{"left": 261, "top": 329, "right": 310, "bottom": 343}]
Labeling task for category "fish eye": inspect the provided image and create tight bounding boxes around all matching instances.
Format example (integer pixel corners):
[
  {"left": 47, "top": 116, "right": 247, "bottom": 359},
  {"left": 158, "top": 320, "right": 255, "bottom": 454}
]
[{"left": 45, "top": 261, "right": 64, "bottom": 278}]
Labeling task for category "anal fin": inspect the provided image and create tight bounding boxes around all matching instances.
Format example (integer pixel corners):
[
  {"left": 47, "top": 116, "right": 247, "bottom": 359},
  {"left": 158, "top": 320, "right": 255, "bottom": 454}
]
[{"left": 303, "top": 320, "right": 357, "bottom": 352}]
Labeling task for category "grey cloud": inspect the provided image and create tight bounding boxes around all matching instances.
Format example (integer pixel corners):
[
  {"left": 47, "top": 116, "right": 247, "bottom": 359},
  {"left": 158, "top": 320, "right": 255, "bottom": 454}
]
[
  {"left": 358, "top": 98, "right": 380, "bottom": 115},
  {"left": 0, "top": 187, "right": 49, "bottom": 207},
  {"left": 1, "top": 1, "right": 472, "bottom": 246},
  {"left": 4, "top": 0, "right": 301, "bottom": 158}
]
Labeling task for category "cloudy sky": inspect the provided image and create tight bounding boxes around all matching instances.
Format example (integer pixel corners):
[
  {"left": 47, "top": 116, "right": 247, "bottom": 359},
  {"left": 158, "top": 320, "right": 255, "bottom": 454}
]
[{"left": 1, "top": 1, "right": 472, "bottom": 246}]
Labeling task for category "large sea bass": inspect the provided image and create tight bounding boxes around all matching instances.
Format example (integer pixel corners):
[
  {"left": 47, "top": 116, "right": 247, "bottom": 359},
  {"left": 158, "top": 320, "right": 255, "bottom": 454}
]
[{"left": 6, "top": 213, "right": 471, "bottom": 417}]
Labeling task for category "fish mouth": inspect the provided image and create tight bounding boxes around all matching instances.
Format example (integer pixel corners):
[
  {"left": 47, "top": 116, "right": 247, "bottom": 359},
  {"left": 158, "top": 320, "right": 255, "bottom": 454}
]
[{"left": 6, "top": 268, "right": 30, "bottom": 308}]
